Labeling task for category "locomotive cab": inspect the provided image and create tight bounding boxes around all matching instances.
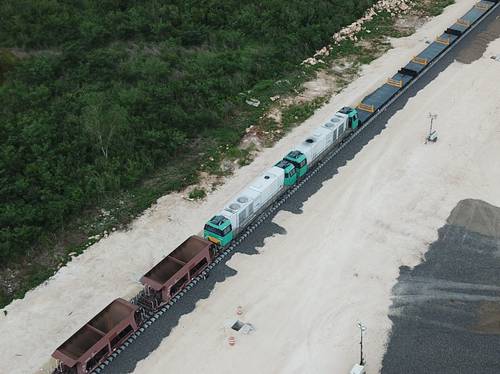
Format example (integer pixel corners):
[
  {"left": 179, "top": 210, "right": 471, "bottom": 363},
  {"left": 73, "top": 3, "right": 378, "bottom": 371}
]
[
  {"left": 284, "top": 150, "right": 308, "bottom": 177},
  {"left": 339, "top": 106, "right": 360, "bottom": 130},
  {"left": 204, "top": 215, "right": 233, "bottom": 247},
  {"left": 275, "top": 160, "right": 297, "bottom": 186}
]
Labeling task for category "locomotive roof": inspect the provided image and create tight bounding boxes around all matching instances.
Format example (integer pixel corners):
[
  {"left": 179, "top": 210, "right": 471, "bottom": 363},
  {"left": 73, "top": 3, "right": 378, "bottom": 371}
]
[
  {"left": 208, "top": 215, "right": 230, "bottom": 227},
  {"left": 339, "top": 106, "right": 354, "bottom": 114},
  {"left": 286, "top": 150, "right": 304, "bottom": 159},
  {"left": 275, "top": 159, "right": 293, "bottom": 170}
]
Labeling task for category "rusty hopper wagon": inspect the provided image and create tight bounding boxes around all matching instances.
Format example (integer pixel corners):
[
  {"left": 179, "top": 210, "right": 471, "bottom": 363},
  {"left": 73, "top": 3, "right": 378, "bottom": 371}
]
[
  {"left": 137, "top": 235, "right": 214, "bottom": 311},
  {"left": 52, "top": 299, "right": 139, "bottom": 374}
]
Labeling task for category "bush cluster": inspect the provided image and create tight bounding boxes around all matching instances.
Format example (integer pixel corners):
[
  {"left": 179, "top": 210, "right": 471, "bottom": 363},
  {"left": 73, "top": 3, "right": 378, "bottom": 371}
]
[{"left": 0, "top": 0, "right": 376, "bottom": 261}]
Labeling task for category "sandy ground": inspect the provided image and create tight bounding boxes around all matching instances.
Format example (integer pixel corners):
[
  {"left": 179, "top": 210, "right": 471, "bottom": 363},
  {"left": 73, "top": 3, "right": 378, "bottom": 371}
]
[
  {"left": 132, "top": 37, "right": 500, "bottom": 373},
  {"left": 0, "top": 1, "right": 493, "bottom": 373}
]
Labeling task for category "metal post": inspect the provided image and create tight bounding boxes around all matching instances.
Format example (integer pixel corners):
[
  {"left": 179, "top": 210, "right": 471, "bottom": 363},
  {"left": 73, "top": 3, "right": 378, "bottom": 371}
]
[
  {"left": 428, "top": 113, "right": 438, "bottom": 138},
  {"left": 357, "top": 322, "right": 367, "bottom": 366},
  {"left": 360, "top": 328, "right": 363, "bottom": 365}
]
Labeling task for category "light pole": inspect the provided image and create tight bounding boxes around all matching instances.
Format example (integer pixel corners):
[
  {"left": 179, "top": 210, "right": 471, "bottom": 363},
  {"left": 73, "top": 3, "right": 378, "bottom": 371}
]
[
  {"left": 357, "top": 322, "right": 367, "bottom": 366},
  {"left": 427, "top": 113, "right": 438, "bottom": 142}
]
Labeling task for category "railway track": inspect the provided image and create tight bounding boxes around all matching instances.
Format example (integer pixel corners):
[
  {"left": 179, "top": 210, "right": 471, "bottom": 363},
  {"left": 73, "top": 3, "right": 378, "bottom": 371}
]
[{"left": 90, "top": 2, "right": 500, "bottom": 373}]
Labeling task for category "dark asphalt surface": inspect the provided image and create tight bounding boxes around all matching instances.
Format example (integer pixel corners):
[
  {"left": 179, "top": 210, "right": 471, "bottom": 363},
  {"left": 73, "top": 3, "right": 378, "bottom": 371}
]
[
  {"left": 105, "top": 5, "right": 500, "bottom": 373},
  {"left": 381, "top": 200, "right": 500, "bottom": 374}
]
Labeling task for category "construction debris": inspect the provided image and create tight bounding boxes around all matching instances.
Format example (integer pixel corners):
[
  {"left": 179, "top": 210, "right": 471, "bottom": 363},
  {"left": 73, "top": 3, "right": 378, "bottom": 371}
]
[
  {"left": 245, "top": 98, "right": 261, "bottom": 107},
  {"left": 225, "top": 319, "right": 255, "bottom": 335}
]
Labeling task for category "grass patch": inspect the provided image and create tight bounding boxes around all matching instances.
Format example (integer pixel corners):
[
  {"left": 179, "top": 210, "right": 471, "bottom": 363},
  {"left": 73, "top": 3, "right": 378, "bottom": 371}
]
[
  {"left": 282, "top": 97, "right": 329, "bottom": 130},
  {"left": 0, "top": 49, "right": 17, "bottom": 83},
  {"left": 415, "top": 0, "right": 455, "bottom": 16},
  {"left": 13, "top": 265, "right": 54, "bottom": 301},
  {"left": 188, "top": 187, "right": 207, "bottom": 200},
  {"left": 0, "top": 289, "right": 7, "bottom": 308},
  {"left": 226, "top": 144, "right": 256, "bottom": 166}
]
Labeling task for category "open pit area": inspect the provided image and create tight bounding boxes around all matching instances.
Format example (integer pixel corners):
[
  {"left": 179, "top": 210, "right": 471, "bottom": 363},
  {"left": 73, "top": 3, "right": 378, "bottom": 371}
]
[{"left": 0, "top": 1, "right": 499, "bottom": 374}]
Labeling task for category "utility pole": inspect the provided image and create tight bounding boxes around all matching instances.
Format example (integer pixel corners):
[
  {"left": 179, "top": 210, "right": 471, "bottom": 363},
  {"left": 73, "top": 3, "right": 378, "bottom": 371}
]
[
  {"left": 357, "top": 322, "right": 367, "bottom": 366},
  {"left": 350, "top": 322, "right": 367, "bottom": 374}
]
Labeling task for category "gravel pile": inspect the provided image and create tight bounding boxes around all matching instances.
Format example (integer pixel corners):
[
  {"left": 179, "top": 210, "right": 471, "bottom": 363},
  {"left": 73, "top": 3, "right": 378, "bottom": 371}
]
[{"left": 382, "top": 199, "right": 500, "bottom": 374}]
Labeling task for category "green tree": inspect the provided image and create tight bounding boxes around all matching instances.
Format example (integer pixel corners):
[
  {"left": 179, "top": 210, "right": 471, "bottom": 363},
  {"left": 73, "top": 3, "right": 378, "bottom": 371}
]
[
  {"left": 0, "top": 0, "right": 379, "bottom": 264},
  {"left": 81, "top": 92, "right": 128, "bottom": 161}
]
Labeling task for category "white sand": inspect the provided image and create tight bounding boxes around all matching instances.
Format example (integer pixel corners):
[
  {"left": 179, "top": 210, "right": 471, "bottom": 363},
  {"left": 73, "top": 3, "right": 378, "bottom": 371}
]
[{"left": 0, "top": 1, "right": 493, "bottom": 373}]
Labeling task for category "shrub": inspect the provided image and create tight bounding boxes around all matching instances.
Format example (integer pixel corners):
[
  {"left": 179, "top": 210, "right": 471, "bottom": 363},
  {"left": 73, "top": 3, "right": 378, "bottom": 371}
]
[{"left": 188, "top": 187, "right": 207, "bottom": 200}]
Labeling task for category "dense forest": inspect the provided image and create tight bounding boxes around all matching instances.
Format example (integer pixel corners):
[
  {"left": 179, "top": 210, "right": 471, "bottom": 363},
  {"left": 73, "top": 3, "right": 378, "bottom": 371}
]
[{"left": 0, "top": 0, "right": 378, "bottom": 262}]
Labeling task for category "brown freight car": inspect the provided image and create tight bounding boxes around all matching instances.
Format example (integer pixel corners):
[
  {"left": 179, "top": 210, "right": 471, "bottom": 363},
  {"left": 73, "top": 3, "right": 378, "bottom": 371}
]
[
  {"left": 140, "top": 235, "right": 214, "bottom": 306},
  {"left": 52, "top": 298, "right": 139, "bottom": 374}
]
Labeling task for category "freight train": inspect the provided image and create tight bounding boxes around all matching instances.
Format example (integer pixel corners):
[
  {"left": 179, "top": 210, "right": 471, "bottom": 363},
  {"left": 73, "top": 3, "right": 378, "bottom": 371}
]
[
  {"left": 203, "top": 106, "right": 359, "bottom": 247},
  {"left": 51, "top": 1, "right": 498, "bottom": 373}
]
